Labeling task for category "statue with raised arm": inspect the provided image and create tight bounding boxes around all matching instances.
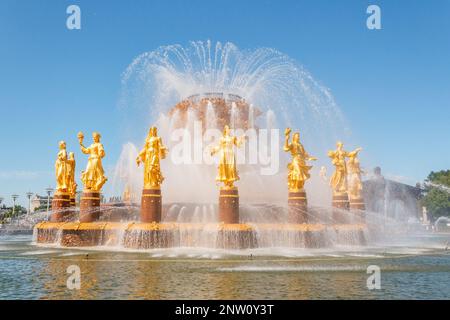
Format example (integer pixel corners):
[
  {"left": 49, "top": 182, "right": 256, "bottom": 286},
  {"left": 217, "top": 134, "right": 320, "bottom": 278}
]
[
  {"left": 78, "top": 131, "right": 107, "bottom": 192},
  {"left": 136, "top": 126, "right": 168, "bottom": 189},
  {"left": 211, "top": 125, "right": 245, "bottom": 189},
  {"left": 55, "top": 141, "right": 68, "bottom": 193},
  {"left": 284, "top": 128, "right": 317, "bottom": 191},
  {"left": 347, "top": 147, "right": 363, "bottom": 201}
]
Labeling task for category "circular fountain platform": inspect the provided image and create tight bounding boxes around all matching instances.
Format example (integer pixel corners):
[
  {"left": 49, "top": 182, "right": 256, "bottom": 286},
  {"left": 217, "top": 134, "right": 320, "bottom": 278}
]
[{"left": 34, "top": 222, "right": 367, "bottom": 249}]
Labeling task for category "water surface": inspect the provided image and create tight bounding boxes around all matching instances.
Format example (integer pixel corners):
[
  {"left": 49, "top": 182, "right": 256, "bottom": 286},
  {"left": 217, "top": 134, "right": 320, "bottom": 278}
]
[{"left": 0, "top": 234, "right": 449, "bottom": 299}]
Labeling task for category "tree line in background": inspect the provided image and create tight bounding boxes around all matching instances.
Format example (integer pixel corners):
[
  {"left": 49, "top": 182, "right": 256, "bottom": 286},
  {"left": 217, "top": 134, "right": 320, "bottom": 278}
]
[
  {"left": 0, "top": 205, "right": 27, "bottom": 224},
  {"left": 421, "top": 170, "right": 450, "bottom": 220}
]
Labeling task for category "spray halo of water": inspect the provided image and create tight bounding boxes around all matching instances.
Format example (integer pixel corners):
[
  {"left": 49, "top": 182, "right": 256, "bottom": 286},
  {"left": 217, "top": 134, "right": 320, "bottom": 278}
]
[
  {"left": 120, "top": 40, "right": 348, "bottom": 142},
  {"left": 115, "top": 40, "right": 351, "bottom": 205}
]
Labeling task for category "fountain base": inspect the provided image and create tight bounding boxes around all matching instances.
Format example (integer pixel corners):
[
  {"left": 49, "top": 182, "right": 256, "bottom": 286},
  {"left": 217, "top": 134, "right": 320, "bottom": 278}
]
[{"left": 34, "top": 222, "right": 367, "bottom": 249}]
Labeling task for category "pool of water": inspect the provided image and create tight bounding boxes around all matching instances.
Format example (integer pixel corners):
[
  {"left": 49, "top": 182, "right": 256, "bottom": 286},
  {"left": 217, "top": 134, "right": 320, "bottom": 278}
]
[{"left": 0, "top": 234, "right": 449, "bottom": 299}]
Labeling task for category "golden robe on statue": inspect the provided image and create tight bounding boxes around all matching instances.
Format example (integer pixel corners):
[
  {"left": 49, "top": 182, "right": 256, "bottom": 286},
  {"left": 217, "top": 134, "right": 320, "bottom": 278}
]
[
  {"left": 284, "top": 129, "right": 316, "bottom": 191},
  {"left": 347, "top": 148, "right": 363, "bottom": 200},
  {"left": 55, "top": 141, "right": 68, "bottom": 193},
  {"left": 211, "top": 125, "right": 244, "bottom": 189},
  {"left": 78, "top": 132, "right": 107, "bottom": 192},
  {"left": 328, "top": 142, "right": 361, "bottom": 195},
  {"left": 137, "top": 127, "right": 167, "bottom": 189},
  {"left": 66, "top": 152, "right": 77, "bottom": 198}
]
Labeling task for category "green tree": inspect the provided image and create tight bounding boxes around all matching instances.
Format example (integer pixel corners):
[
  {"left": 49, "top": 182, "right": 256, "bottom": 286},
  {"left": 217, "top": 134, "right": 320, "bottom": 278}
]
[
  {"left": 421, "top": 170, "right": 450, "bottom": 219},
  {"left": 0, "top": 205, "right": 27, "bottom": 223}
]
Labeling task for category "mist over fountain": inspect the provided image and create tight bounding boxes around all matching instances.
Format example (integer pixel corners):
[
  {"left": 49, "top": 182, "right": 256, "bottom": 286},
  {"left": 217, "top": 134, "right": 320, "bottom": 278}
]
[
  {"left": 114, "top": 40, "right": 347, "bottom": 209},
  {"left": 32, "top": 40, "right": 419, "bottom": 251}
]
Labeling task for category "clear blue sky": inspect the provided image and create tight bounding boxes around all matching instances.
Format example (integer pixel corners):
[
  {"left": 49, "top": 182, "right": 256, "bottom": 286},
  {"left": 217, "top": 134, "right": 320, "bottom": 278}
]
[{"left": 0, "top": 0, "right": 449, "bottom": 206}]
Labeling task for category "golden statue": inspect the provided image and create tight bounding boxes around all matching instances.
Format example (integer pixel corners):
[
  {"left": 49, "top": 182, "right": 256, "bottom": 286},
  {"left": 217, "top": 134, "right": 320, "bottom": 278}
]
[
  {"left": 136, "top": 126, "right": 168, "bottom": 189},
  {"left": 66, "top": 152, "right": 77, "bottom": 199},
  {"left": 122, "top": 184, "right": 133, "bottom": 203},
  {"left": 55, "top": 141, "right": 68, "bottom": 194},
  {"left": 283, "top": 128, "right": 317, "bottom": 191},
  {"left": 211, "top": 125, "right": 244, "bottom": 189},
  {"left": 328, "top": 141, "right": 361, "bottom": 195},
  {"left": 347, "top": 147, "right": 363, "bottom": 200},
  {"left": 78, "top": 131, "right": 107, "bottom": 191}
]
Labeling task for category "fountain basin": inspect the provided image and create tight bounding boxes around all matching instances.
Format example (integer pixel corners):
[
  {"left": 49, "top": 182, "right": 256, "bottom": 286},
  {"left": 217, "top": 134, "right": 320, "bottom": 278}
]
[{"left": 34, "top": 222, "right": 367, "bottom": 249}]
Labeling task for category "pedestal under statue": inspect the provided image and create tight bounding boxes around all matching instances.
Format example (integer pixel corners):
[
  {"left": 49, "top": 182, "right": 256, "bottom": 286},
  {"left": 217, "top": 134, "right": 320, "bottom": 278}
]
[
  {"left": 137, "top": 126, "right": 167, "bottom": 223},
  {"left": 218, "top": 187, "right": 239, "bottom": 224},
  {"left": 78, "top": 131, "right": 107, "bottom": 222},
  {"left": 211, "top": 125, "right": 244, "bottom": 224},
  {"left": 51, "top": 193, "right": 71, "bottom": 222},
  {"left": 287, "top": 190, "right": 307, "bottom": 223},
  {"left": 284, "top": 128, "right": 316, "bottom": 224},
  {"left": 79, "top": 190, "right": 101, "bottom": 222},
  {"left": 347, "top": 149, "right": 366, "bottom": 222}
]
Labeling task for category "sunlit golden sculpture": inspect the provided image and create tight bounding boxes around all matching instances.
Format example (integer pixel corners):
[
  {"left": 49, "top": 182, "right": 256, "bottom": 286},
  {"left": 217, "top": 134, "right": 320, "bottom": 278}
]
[
  {"left": 55, "top": 141, "right": 68, "bottom": 193},
  {"left": 284, "top": 128, "right": 317, "bottom": 191},
  {"left": 211, "top": 125, "right": 245, "bottom": 189},
  {"left": 78, "top": 131, "right": 107, "bottom": 191},
  {"left": 122, "top": 184, "right": 134, "bottom": 203},
  {"left": 66, "top": 152, "right": 77, "bottom": 199},
  {"left": 328, "top": 141, "right": 361, "bottom": 195},
  {"left": 136, "top": 126, "right": 168, "bottom": 189},
  {"left": 347, "top": 147, "right": 363, "bottom": 200}
]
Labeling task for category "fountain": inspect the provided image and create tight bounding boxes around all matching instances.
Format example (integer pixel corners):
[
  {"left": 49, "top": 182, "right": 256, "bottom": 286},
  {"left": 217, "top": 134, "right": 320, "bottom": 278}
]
[{"left": 34, "top": 41, "right": 369, "bottom": 250}]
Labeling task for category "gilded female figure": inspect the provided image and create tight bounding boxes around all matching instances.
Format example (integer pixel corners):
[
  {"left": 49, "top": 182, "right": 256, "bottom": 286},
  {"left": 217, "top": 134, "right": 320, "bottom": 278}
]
[
  {"left": 211, "top": 125, "right": 244, "bottom": 189},
  {"left": 347, "top": 147, "right": 363, "bottom": 200},
  {"left": 78, "top": 132, "right": 107, "bottom": 191},
  {"left": 328, "top": 141, "right": 360, "bottom": 195},
  {"left": 283, "top": 128, "right": 316, "bottom": 191},
  {"left": 66, "top": 152, "right": 77, "bottom": 198},
  {"left": 55, "top": 141, "right": 68, "bottom": 193},
  {"left": 136, "top": 127, "right": 168, "bottom": 189}
]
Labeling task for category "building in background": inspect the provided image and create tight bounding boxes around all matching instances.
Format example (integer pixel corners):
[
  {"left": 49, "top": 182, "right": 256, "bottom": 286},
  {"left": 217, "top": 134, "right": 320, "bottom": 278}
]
[{"left": 30, "top": 194, "right": 53, "bottom": 213}]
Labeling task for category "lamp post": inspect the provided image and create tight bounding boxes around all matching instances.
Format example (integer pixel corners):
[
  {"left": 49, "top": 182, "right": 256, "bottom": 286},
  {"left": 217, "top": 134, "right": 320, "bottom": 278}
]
[
  {"left": 45, "top": 187, "right": 53, "bottom": 212},
  {"left": 26, "top": 192, "right": 33, "bottom": 215},
  {"left": 11, "top": 194, "right": 19, "bottom": 218}
]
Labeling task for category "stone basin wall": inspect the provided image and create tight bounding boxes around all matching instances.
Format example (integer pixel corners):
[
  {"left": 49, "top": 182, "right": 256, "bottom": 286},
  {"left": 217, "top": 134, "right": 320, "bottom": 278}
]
[{"left": 34, "top": 222, "right": 367, "bottom": 249}]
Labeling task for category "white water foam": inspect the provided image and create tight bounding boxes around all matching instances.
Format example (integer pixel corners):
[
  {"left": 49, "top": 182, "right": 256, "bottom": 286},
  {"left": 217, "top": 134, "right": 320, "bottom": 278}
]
[{"left": 217, "top": 265, "right": 366, "bottom": 272}]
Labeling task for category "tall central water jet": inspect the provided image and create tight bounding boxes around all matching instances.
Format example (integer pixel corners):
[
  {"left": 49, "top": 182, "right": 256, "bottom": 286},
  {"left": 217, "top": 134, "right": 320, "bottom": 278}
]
[{"left": 117, "top": 40, "right": 348, "bottom": 209}]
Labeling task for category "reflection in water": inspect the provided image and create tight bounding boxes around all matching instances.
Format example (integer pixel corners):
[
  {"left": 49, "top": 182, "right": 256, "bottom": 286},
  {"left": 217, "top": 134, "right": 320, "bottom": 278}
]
[
  {"left": 131, "top": 261, "right": 163, "bottom": 299},
  {"left": 1, "top": 234, "right": 450, "bottom": 299}
]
